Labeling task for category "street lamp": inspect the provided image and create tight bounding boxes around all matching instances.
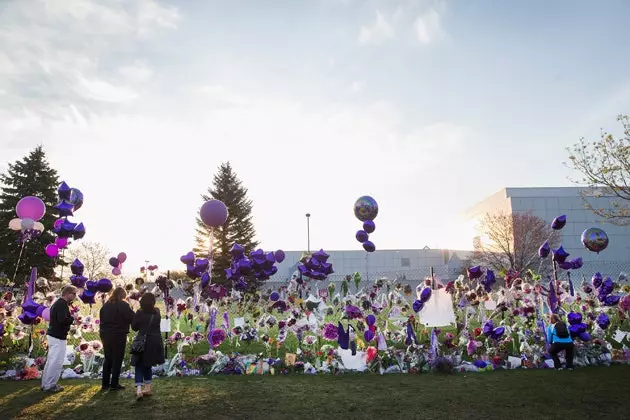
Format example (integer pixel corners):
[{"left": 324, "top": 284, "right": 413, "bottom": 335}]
[{"left": 305, "top": 213, "right": 311, "bottom": 254}]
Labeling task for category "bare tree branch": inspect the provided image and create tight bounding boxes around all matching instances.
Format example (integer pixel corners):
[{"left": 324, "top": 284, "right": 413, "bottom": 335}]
[{"left": 65, "top": 241, "right": 110, "bottom": 280}]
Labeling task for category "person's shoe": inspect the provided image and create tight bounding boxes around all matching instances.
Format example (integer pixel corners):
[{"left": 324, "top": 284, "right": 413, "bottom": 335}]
[
  {"left": 556, "top": 368, "right": 564, "bottom": 371},
  {"left": 46, "top": 385, "right": 64, "bottom": 392},
  {"left": 110, "top": 385, "right": 125, "bottom": 391},
  {"left": 568, "top": 368, "right": 574, "bottom": 371},
  {"left": 100, "top": 386, "right": 110, "bottom": 392},
  {"left": 136, "top": 387, "right": 144, "bottom": 401},
  {"left": 142, "top": 384, "right": 152, "bottom": 396}
]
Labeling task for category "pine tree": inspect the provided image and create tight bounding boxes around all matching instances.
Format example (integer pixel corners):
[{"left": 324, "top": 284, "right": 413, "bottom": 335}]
[
  {"left": 194, "top": 162, "right": 258, "bottom": 286},
  {"left": 0, "top": 146, "right": 60, "bottom": 284}
]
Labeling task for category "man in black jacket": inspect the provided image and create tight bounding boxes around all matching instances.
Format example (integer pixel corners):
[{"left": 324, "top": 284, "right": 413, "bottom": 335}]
[{"left": 41, "top": 285, "right": 76, "bottom": 392}]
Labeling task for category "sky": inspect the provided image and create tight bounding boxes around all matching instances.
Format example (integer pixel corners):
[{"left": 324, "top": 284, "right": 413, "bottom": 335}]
[{"left": 1, "top": 0, "right": 630, "bottom": 273}]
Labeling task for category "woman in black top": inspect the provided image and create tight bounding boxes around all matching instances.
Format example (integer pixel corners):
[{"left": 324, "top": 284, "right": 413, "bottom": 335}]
[
  {"left": 99, "top": 287, "right": 135, "bottom": 391},
  {"left": 131, "top": 292, "right": 164, "bottom": 400}
]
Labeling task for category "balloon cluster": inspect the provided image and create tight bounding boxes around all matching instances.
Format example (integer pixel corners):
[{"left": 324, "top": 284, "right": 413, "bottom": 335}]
[
  {"left": 225, "top": 244, "right": 285, "bottom": 290},
  {"left": 70, "top": 259, "right": 87, "bottom": 288},
  {"left": 80, "top": 279, "right": 113, "bottom": 305},
  {"left": 567, "top": 312, "right": 590, "bottom": 341},
  {"left": 353, "top": 195, "right": 378, "bottom": 253},
  {"left": 9, "top": 196, "right": 46, "bottom": 244},
  {"left": 19, "top": 268, "right": 48, "bottom": 325},
  {"left": 412, "top": 286, "right": 432, "bottom": 313},
  {"left": 180, "top": 251, "right": 211, "bottom": 286},
  {"left": 109, "top": 252, "right": 127, "bottom": 276},
  {"left": 592, "top": 273, "right": 621, "bottom": 306},
  {"left": 46, "top": 182, "right": 86, "bottom": 258},
  {"left": 482, "top": 319, "right": 505, "bottom": 340},
  {"left": 297, "top": 249, "right": 334, "bottom": 281}
]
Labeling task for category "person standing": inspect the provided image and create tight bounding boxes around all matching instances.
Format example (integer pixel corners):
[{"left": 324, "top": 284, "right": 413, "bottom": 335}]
[
  {"left": 547, "top": 314, "right": 575, "bottom": 370},
  {"left": 131, "top": 292, "right": 164, "bottom": 401},
  {"left": 99, "top": 287, "right": 135, "bottom": 391},
  {"left": 41, "top": 285, "right": 76, "bottom": 392}
]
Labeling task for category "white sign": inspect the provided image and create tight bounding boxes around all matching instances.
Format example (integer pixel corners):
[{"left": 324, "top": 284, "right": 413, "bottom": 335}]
[{"left": 160, "top": 318, "right": 171, "bottom": 333}]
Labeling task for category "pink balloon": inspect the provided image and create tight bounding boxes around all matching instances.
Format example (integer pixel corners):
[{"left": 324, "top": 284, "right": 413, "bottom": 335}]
[
  {"left": 112, "top": 267, "right": 121, "bottom": 276},
  {"left": 42, "top": 307, "right": 50, "bottom": 322},
  {"left": 55, "top": 237, "right": 68, "bottom": 249},
  {"left": 16, "top": 196, "right": 46, "bottom": 221},
  {"left": 54, "top": 218, "right": 64, "bottom": 229},
  {"left": 45, "top": 244, "right": 59, "bottom": 258},
  {"left": 117, "top": 252, "right": 127, "bottom": 263}
]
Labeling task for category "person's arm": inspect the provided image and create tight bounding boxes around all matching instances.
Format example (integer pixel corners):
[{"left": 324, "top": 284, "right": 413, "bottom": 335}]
[
  {"left": 58, "top": 302, "right": 74, "bottom": 327},
  {"left": 122, "top": 302, "right": 135, "bottom": 326}
]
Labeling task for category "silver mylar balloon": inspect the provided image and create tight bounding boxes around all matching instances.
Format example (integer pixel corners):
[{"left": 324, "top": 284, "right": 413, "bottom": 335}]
[{"left": 581, "top": 227, "right": 609, "bottom": 253}]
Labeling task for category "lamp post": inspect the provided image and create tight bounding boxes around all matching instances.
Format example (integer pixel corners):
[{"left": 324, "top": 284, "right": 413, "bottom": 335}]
[{"left": 305, "top": 213, "right": 311, "bottom": 254}]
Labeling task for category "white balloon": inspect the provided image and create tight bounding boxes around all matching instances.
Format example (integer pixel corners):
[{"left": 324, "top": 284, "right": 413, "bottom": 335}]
[
  {"left": 21, "top": 218, "right": 35, "bottom": 230},
  {"left": 8, "top": 218, "right": 22, "bottom": 230},
  {"left": 34, "top": 222, "right": 45, "bottom": 232}
]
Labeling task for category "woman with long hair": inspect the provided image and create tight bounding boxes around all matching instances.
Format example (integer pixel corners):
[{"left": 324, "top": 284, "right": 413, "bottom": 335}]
[
  {"left": 131, "top": 292, "right": 164, "bottom": 400},
  {"left": 99, "top": 287, "right": 135, "bottom": 391}
]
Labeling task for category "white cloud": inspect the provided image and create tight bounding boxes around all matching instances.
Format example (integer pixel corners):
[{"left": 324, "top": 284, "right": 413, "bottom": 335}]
[
  {"left": 118, "top": 62, "right": 154, "bottom": 83},
  {"left": 413, "top": 6, "right": 444, "bottom": 45},
  {"left": 359, "top": 10, "right": 395, "bottom": 45}
]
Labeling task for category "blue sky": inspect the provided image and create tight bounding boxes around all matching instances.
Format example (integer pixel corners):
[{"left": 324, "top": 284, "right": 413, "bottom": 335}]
[{"left": 1, "top": 0, "right": 629, "bottom": 273}]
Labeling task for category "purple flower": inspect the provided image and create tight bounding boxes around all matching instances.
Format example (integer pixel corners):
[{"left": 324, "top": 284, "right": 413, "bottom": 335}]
[
  {"left": 345, "top": 305, "right": 363, "bottom": 320},
  {"left": 322, "top": 323, "right": 339, "bottom": 341},
  {"left": 208, "top": 328, "right": 227, "bottom": 348}
]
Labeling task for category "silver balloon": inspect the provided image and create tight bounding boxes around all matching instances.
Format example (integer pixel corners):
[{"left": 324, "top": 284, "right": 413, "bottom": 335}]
[{"left": 581, "top": 227, "right": 609, "bottom": 253}]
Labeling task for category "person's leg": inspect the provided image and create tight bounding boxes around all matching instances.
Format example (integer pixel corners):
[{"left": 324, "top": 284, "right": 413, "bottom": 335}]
[
  {"left": 549, "top": 343, "right": 562, "bottom": 369},
  {"left": 134, "top": 364, "right": 144, "bottom": 400},
  {"left": 142, "top": 365, "right": 153, "bottom": 396},
  {"left": 110, "top": 335, "right": 126, "bottom": 388},
  {"left": 42, "top": 336, "right": 65, "bottom": 390},
  {"left": 565, "top": 343, "right": 574, "bottom": 369},
  {"left": 101, "top": 334, "right": 113, "bottom": 388}
]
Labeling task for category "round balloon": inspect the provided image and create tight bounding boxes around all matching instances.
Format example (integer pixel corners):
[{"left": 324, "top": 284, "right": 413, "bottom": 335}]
[
  {"left": 55, "top": 237, "right": 68, "bottom": 249},
  {"left": 355, "top": 230, "right": 369, "bottom": 243},
  {"left": 42, "top": 307, "right": 50, "bottom": 322},
  {"left": 363, "top": 220, "right": 376, "bottom": 234},
  {"left": 274, "top": 250, "right": 285, "bottom": 263},
  {"left": 69, "top": 188, "right": 84, "bottom": 211},
  {"left": 8, "top": 218, "right": 22, "bottom": 231},
  {"left": 117, "top": 252, "right": 127, "bottom": 263},
  {"left": 200, "top": 199, "right": 229, "bottom": 228},
  {"left": 109, "top": 257, "right": 119, "bottom": 267},
  {"left": 581, "top": 227, "right": 609, "bottom": 253},
  {"left": 363, "top": 241, "right": 376, "bottom": 252},
  {"left": 45, "top": 244, "right": 59, "bottom": 258},
  {"left": 16, "top": 196, "right": 46, "bottom": 221},
  {"left": 353, "top": 196, "right": 378, "bottom": 222}
]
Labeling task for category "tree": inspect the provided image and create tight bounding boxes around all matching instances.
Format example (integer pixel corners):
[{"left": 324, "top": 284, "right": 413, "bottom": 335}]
[
  {"left": 194, "top": 162, "right": 258, "bottom": 286},
  {"left": 65, "top": 241, "right": 110, "bottom": 280},
  {"left": 471, "top": 212, "right": 558, "bottom": 275},
  {"left": 567, "top": 114, "right": 630, "bottom": 225},
  {"left": 0, "top": 146, "right": 59, "bottom": 284}
]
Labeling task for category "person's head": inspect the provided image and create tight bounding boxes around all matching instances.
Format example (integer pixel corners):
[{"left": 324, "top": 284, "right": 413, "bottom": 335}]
[
  {"left": 108, "top": 287, "right": 127, "bottom": 304},
  {"left": 61, "top": 285, "right": 77, "bottom": 303},
  {"left": 139, "top": 292, "right": 156, "bottom": 313},
  {"left": 550, "top": 314, "right": 560, "bottom": 324}
]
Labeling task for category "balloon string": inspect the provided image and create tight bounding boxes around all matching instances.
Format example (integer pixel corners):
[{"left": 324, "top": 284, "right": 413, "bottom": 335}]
[
  {"left": 208, "top": 228, "right": 214, "bottom": 283},
  {"left": 12, "top": 241, "right": 26, "bottom": 284}
]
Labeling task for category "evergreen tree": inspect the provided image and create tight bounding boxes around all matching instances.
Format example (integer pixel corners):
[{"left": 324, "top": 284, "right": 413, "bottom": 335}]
[
  {"left": 194, "top": 162, "right": 258, "bottom": 286},
  {"left": 0, "top": 146, "right": 59, "bottom": 284}
]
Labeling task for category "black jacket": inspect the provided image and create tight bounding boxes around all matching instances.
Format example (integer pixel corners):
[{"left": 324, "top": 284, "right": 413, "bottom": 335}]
[
  {"left": 130, "top": 308, "right": 165, "bottom": 367},
  {"left": 47, "top": 298, "right": 74, "bottom": 340},
  {"left": 99, "top": 301, "right": 135, "bottom": 335}
]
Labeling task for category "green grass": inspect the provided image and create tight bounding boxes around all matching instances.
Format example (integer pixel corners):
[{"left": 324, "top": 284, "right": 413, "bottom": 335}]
[{"left": 1, "top": 365, "right": 628, "bottom": 420}]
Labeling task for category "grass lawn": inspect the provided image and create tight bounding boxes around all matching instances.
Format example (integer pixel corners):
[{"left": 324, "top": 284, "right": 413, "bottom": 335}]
[{"left": 1, "top": 365, "right": 628, "bottom": 420}]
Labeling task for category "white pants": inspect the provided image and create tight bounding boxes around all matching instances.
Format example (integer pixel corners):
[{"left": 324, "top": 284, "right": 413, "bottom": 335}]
[{"left": 41, "top": 335, "right": 66, "bottom": 390}]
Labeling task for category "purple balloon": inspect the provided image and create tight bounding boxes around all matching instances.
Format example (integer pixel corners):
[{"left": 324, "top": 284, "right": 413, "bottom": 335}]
[
  {"left": 16, "top": 196, "right": 46, "bottom": 221},
  {"left": 355, "top": 230, "right": 369, "bottom": 243},
  {"left": 58, "top": 181, "right": 71, "bottom": 200},
  {"left": 552, "top": 246, "right": 570, "bottom": 263},
  {"left": 97, "top": 278, "right": 113, "bottom": 293},
  {"left": 195, "top": 258, "right": 210, "bottom": 271},
  {"left": 72, "top": 223, "right": 86, "bottom": 240},
  {"left": 604, "top": 295, "right": 621, "bottom": 306},
  {"left": 109, "top": 257, "right": 119, "bottom": 268},
  {"left": 570, "top": 257, "right": 583, "bottom": 270},
  {"left": 274, "top": 250, "right": 285, "bottom": 263},
  {"left": 270, "top": 291, "right": 280, "bottom": 302},
  {"left": 412, "top": 300, "right": 424, "bottom": 313},
  {"left": 467, "top": 266, "right": 483, "bottom": 280},
  {"left": 579, "top": 332, "right": 591, "bottom": 341},
  {"left": 70, "top": 258, "right": 85, "bottom": 276},
  {"left": 362, "top": 241, "right": 375, "bottom": 253},
  {"left": 420, "top": 287, "right": 432, "bottom": 303},
  {"left": 538, "top": 241, "right": 551, "bottom": 259},
  {"left": 70, "top": 275, "right": 87, "bottom": 288},
  {"left": 80, "top": 290, "right": 96, "bottom": 305},
  {"left": 592, "top": 272, "right": 603, "bottom": 288},
  {"left": 363, "top": 220, "right": 376, "bottom": 234},
  {"left": 597, "top": 313, "right": 610, "bottom": 329},
  {"left": 312, "top": 249, "right": 330, "bottom": 263},
  {"left": 491, "top": 327, "right": 505, "bottom": 340},
  {"left": 69, "top": 188, "right": 84, "bottom": 212},
  {"left": 581, "top": 227, "right": 609, "bottom": 253},
  {"left": 230, "top": 243, "right": 245, "bottom": 258},
  {"left": 364, "top": 330, "right": 375, "bottom": 342},
  {"left": 18, "top": 311, "right": 39, "bottom": 325},
  {"left": 200, "top": 199, "right": 228, "bottom": 228},
  {"left": 366, "top": 314, "right": 376, "bottom": 326},
  {"left": 180, "top": 252, "right": 195, "bottom": 265},
  {"left": 567, "top": 312, "right": 582, "bottom": 325},
  {"left": 85, "top": 280, "right": 98, "bottom": 293},
  {"left": 558, "top": 261, "right": 574, "bottom": 270},
  {"left": 45, "top": 244, "right": 59, "bottom": 258},
  {"left": 551, "top": 215, "right": 567, "bottom": 230},
  {"left": 200, "top": 272, "right": 211, "bottom": 288},
  {"left": 54, "top": 200, "right": 74, "bottom": 217}
]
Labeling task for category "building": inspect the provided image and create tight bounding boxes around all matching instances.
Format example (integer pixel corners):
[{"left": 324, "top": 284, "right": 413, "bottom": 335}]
[
  {"left": 269, "top": 248, "right": 471, "bottom": 284},
  {"left": 466, "top": 187, "right": 630, "bottom": 275}
]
